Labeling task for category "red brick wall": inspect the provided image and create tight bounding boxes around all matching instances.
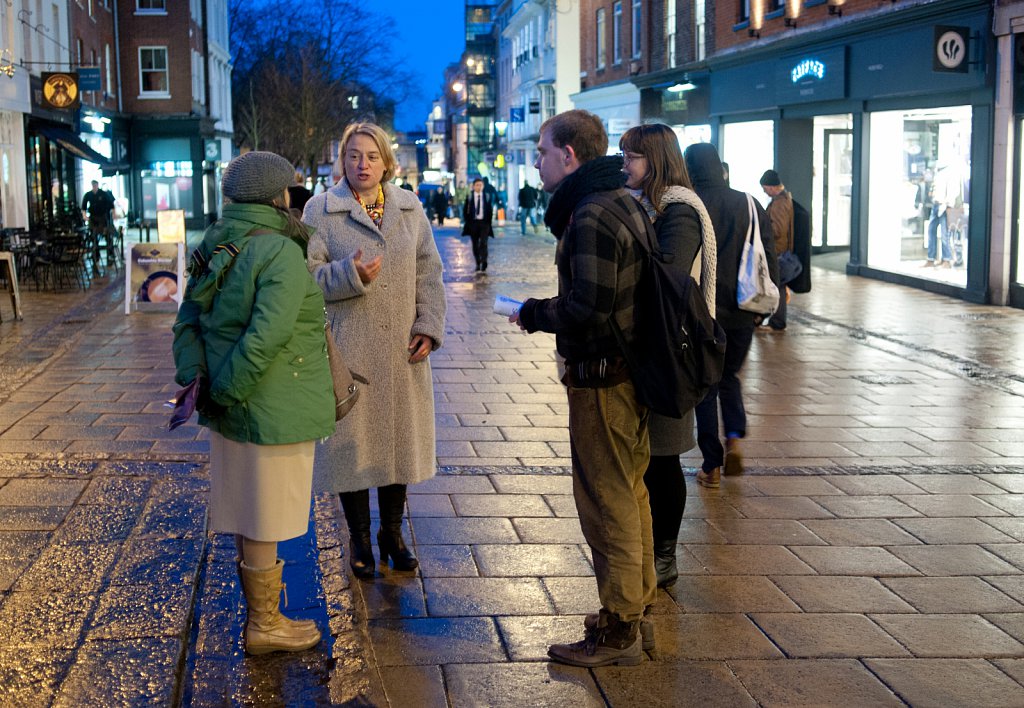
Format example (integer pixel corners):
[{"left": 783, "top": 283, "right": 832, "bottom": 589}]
[
  {"left": 117, "top": 0, "right": 195, "bottom": 115},
  {"left": 715, "top": 0, "right": 892, "bottom": 52},
  {"left": 580, "top": 0, "right": 650, "bottom": 90},
  {"left": 69, "top": 0, "right": 118, "bottom": 111}
]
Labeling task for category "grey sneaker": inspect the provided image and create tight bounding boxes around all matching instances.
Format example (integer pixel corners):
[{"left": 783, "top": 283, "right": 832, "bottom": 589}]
[
  {"left": 548, "top": 620, "right": 642, "bottom": 668},
  {"left": 585, "top": 613, "right": 655, "bottom": 651}
]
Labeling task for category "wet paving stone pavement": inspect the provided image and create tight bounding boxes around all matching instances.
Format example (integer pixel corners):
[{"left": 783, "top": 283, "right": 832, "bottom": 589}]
[{"left": 0, "top": 221, "right": 1023, "bottom": 705}]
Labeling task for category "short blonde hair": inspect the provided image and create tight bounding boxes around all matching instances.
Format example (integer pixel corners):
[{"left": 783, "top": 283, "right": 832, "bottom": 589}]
[{"left": 337, "top": 122, "right": 397, "bottom": 184}]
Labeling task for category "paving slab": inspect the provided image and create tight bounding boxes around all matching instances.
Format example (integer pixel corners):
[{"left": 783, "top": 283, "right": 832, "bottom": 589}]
[
  {"left": 881, "top": 577, "right": 1024, "bottom": 614},
  {"left": 750, "top": 613, "right": 911, "bottom": 658},
  {"left": 870, "top": 614, "right": 1024, "bottom": 658},
  {"left": 865, "top": 658, "right": 1024, "bottom": 707},
  {"left": 595, "top": 660, "right": 757, "bottom": 707},
  {"left": 771, "top": 576, "right": 915, "bottom": 613},
  {"left": 729, "top": 658, "right": 904, "bottom": 707},
  {"left": 445, "top": 662, "right": 603, "bottom": 707}
]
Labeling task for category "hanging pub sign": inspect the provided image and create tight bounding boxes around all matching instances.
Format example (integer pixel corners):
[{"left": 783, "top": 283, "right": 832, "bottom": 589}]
[
  {"left": 934, "top": 26, "right": 969, "bottom": 74},
  {"left": 41, "top": 72, "right": 80, "bottom": 109}
]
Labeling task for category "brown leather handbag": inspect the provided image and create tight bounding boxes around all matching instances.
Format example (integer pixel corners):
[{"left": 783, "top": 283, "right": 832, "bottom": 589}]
[{"left": 325, "top": 331, "right": 367, "bottom": 421}]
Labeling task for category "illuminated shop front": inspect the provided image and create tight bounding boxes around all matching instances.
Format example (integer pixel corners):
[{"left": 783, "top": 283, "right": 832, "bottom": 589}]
[{"left": 706, "top": 3, "right": 993, "bottom": 302}]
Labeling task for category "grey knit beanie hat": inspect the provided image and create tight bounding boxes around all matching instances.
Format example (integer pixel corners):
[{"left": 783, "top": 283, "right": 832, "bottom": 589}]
[{"left": 221, "top": 151, "right": 295, "bottom": 203}]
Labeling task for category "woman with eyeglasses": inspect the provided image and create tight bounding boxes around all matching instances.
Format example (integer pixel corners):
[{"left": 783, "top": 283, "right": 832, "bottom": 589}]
[
  {"left": 303, "top": 123, "right": 447, "bottom": 580},
  {"left": 619, "top": 124, "right": 717, "bottom": 589}
]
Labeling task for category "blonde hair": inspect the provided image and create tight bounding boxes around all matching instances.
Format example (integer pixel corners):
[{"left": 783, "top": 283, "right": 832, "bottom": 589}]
[{"left": 337, "top": 122, "right": 397, "bottom": 184}]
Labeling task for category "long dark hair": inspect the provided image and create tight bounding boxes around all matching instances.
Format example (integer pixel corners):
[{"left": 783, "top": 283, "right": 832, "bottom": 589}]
[{"left": 619, "top": 123, "right": 692, "bottom": 213}]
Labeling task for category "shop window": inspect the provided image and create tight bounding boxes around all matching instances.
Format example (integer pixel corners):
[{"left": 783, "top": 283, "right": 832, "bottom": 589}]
[
  {"left": 139, "top": 47, "right": 169, "bottom": 96},
  {"left": 141, "top": 161, "right": 194, "bottom": 220},
  {"left": 722, "top": 120, "right": 775, "bottom": 202},
  {"left": 867, "top": 106, "right": 971, "bottom": 286}
]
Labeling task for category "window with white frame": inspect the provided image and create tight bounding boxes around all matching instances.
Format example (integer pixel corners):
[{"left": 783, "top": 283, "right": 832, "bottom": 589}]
[
  {"left": 139, "top": 47, "right": 169, "bottom": 95},
  {"left": 137, "top": 0, "right": 166, "bottom": 12},
  {"left": 613, "top": 2, "right": 622, "bottom": 65},
  {"left": 596, "top": 8, "right": 606, "bottom": 70},
  {"left": 632, "top": 0, "right": 642, "bottom": 58},
  {"left": 694, "top": 0, "right": 706, "bottom": 61},
  {"left": 666, "top": 0, "right": 677, "bottom": 69},
  {"left": 105, "top": 44, "right": 113, "bottom": 95}
]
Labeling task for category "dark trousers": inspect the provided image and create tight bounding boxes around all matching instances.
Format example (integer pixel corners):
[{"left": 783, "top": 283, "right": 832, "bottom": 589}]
[
  {"left": 465, "top": 223, "right": 490, "bottom": 270},
  {"left": 695, "top": 324, "right": 754, "bottom": 472},
  {"left": 768, "top": 286, "right": 787, "bottom": 329},
  {"left": 643, "top": 454, "right": 686, "bottom": 544}
]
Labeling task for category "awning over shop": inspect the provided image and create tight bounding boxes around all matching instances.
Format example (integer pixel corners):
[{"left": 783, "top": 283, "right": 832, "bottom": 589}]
[{"left": 34, "top": 125, "right": 129, "bottom": 173}]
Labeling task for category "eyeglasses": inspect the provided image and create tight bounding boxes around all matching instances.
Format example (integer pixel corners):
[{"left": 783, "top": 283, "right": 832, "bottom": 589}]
[{"left": 619, "top": 151, "right": 645, "bottom": 164}]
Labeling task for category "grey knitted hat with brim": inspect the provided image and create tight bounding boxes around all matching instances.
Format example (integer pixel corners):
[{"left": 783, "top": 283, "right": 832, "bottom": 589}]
[{"left": 221, "top": 151, "right": 296, "bottom": 203}]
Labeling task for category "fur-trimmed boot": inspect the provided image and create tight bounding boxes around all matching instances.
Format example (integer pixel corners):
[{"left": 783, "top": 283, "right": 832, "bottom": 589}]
[{"left": 239, "top": 560, "right": 321, "bottom": 655}]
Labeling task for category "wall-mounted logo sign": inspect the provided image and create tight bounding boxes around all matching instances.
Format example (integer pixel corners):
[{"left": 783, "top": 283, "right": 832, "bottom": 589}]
[
  {"left": 41, "top": 72, "right": 80, "bottom": 109},
  {"left": 934, "top": 25, "right": 969, "bottom": 74},
  {"left": 510, "top": 106, "right": 525, "bottom": 123},
  {"left": 791, "top": 59, "right": 825, "bottom": 84}
]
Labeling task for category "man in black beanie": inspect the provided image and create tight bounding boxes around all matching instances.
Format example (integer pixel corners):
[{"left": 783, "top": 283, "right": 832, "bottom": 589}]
[{"left": 759, "top": 169, "right": 793, "bottom": 331}]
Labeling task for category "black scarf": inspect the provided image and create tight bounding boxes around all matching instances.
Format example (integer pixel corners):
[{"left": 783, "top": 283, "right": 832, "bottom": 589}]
[{"left": 544, "top": 156, "right": 626, "bottom": 238}]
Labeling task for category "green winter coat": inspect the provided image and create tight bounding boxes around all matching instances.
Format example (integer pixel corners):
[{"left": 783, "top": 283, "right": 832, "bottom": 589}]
[{"left": 172, "top": 203, "right": 335, "bottom": 444}]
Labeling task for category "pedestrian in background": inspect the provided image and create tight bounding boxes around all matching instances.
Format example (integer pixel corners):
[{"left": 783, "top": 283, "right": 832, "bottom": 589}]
[
  {"left": 288, "top": 171, "right": 313, "bottom": 215},
  {"left": 759, "top": 169, "right": 793, "bottom": 331},
  {"left": 304, "top": 122, "right": 447, "bottom": 580},
  {"left": 684, "top": 143, "right": 779, "bottom": 488},
  {"left": 462, "top": 177, "right": 494, "bottom": 273},
  {"left": 432, "top": 187, "right": 450, "bottom": 227},
  {"left": 513, "top": 109, "right": 654, "bottom": 668},
  {"left": 172, "top": 151, "right": 334, "bottom": 655},
  {"left": 620, "top": 123, "right": 717, "bottom": 589},
  {"left": 518, "top": 181, "right": 539, "bottom": 234}
]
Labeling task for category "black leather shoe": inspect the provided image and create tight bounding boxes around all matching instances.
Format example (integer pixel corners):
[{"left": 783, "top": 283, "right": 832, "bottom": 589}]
[
  {"left": 349, "top": 532, "right": 375, "bottom": 579},
  {"left": 378, "top": 484, "right": 418, "bottom": 570},
  {"left": 340, "top": 490, "right": 375, "bottom": 579},
  {"left": 654, "top": 539, "right": 678, "bottom": 588}
]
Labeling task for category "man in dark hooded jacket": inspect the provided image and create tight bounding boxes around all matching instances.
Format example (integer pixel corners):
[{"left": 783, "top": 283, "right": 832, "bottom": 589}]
[
  {"left": 683, "top": 143, "right": 780, "bottom": 488},
  {"left": 512, "top": 109, "right": 654, "bottom": 668}
]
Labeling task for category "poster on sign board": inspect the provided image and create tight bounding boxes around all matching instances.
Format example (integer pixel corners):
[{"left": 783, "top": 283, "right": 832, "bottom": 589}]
[
  {"left": 157, "top": 209, "right": 186, "bottom": 243},
  {"left": 124, "top": 242, "right": 185, "bottom": 313}
]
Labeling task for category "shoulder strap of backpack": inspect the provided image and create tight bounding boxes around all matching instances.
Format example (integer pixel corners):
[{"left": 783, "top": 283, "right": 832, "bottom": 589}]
[{"left": 581, "top": 192, "right": 660, "bottom": 259}]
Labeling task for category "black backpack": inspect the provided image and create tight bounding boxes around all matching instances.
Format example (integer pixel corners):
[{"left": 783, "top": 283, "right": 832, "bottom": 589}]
[
  {"left": 789, "top": 199, "right": 812, "bottom": 294},
  {"left": 590, "top": 193, "right": 727, "bottom": 419}
]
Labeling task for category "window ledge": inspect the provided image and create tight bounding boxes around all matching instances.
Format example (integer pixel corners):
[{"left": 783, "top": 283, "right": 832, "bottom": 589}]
[
  {"left": 733, "top": 20, "right": 751, "bottom": 32},
  {"left": 135, "top": 10, "right": 168, "bottom": 16},
  {"left": 138, "top": 93, "right": 171, "bottom": 100}
]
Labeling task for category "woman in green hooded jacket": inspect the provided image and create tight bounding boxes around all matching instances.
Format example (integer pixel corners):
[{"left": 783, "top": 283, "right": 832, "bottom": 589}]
[{"left": 172, "top": 151, "right": 335, "bottom": 656}]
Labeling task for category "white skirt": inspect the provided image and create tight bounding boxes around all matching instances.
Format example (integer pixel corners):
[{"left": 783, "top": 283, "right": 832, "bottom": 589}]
[{"left": 209, "top": 432, "right": 315, "bottom": 542}]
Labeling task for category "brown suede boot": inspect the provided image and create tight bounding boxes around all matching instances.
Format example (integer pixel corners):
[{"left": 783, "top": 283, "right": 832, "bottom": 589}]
[{"left": 239, "top": 560, "right": 321, "bottom": 655}]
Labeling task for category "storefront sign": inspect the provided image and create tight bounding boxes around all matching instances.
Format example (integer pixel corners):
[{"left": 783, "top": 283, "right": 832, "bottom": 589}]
[
  {"left": 78, "top": 67, "right": 102, "bottom": 92},
  {"left": 934, "top": 26, "right": 969, "bottom": 74},
  {"left": 40, "top": 73, "right": 80, "bottom": 110},
  {"left": 124, "top": 242, "right": 185, "bottom": 313},
  {"left": 775, "top": 47, "right": 846, "bottom": 105},
  {"left": 510, "top": 106, "right": 525, "bottom": 123}
]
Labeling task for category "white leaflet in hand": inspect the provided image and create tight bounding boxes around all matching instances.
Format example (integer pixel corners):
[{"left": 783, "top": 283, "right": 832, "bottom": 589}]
[{"left": 493, "top": 294, "right": 523, "bottom": 317}]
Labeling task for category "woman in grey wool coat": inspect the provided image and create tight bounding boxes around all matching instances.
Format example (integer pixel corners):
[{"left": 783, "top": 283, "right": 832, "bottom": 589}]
[{"left": 303, "top": 122, "right": 446, "bottom": 579}]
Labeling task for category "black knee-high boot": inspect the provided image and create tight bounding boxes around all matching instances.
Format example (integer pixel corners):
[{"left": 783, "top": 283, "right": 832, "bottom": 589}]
[
  {"left": 377, "top": 484, "right": 418, "bottom": 570},
  {"left": 339, "top": 489, "right": 374, "bottom": 579},
  {"left": 643, "top": 455, "right": 686, "bottom": 588}
]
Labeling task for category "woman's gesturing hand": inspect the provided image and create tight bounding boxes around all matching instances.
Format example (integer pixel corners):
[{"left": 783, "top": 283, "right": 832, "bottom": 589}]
[
  {"left": 408, "top": 334, "right": 434, "bottom": 363},
  {"left": 353, "top": 248, "right": 383, "bottom": 284}
]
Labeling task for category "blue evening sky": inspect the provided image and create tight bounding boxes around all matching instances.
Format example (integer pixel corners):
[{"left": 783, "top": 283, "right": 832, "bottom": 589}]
[{"left": 377, "top": 1, "right": 466, "bottom": 133}]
